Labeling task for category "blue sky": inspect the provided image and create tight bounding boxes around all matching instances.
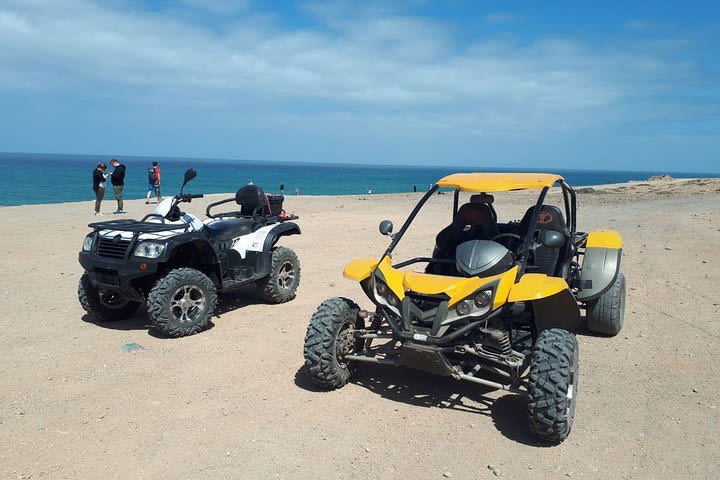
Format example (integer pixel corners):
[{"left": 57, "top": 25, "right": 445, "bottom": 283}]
[{"left": 0, "top": 0, "right": 718, "bottom": 172}]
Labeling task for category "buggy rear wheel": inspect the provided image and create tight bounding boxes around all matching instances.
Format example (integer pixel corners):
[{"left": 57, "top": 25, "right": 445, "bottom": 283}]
[
  {"left": 78, "top": 273, "right": 140, "bottom": 322},
  {"left": 585, "top": 272, "right": 625, "bottom": 336},
  {"left": 256, "top": 247, "right": 301, "bottom": 304},
  {"left": 303, "top": 297, "right": 362, "bottom": 389},
  {"left": 147, "top": 268, "right": 217, "bottom": 338},
  {"left": 527, "top": 328, "right": 579, "bottom": 443}
]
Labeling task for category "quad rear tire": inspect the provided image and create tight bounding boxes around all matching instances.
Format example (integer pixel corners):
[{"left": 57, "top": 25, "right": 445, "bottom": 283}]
[
  {"left": 78, "top": 273, "right": 140, "bottom": 322},
  {"left": 147, "top": 268, "right": 217, "bottom": 338},
  {"left": 257, "top": 247, "right": 301, "bottom": 304},
  {"left": 303, "top": 297, "right": 362, "bottom": 389},
  {"left": 527, "top": 328, "right": 579, "bottom": 443},
  {"left": 585, "top": 272, "right": 625, "bottom": 336}
]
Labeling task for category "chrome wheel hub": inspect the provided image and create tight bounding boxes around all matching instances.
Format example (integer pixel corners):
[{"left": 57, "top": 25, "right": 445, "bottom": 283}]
[
  {"left": 277, "top": 261, "right": 295, "bottom": 290},
  {"left": 170, "top": 285, "right": 206, "bottom": 323}
]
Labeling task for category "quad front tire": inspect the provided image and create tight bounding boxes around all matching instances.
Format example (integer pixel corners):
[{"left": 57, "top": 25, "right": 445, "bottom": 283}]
[
  {"left": 303, "top": 297, "right": 362, "bottom": 389},
  {"left": 527, "top": 328, "right": 579, "bottom": 443},
  {"left": 585, "top": 272, "right": 625, "bottom": 336},
  {"left": 147, "top": 268, "right": 217, "bottom": 338},
  {"left": 257, "top": 246, "right": 301, "bottom": 304},
  {"left": 78, "top": 273, "right": 140, "bottom": 322}
]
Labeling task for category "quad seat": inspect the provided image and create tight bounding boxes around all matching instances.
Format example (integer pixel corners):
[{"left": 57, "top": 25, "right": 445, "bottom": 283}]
[{"left": 203, "top": 218, "right": 257, "bottom": 242}]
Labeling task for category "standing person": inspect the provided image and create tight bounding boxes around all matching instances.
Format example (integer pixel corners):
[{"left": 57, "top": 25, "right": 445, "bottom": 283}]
[
  {"left": 109, "top": 158, "right": 126, "bottom": 214},
  {"left": 280, "top": 182, "right": 284, "bottom": 195},
  {"left": 145, "top": 161, "right": 162, "bottom": 204},
  {"left": 92, "top": 162, "right": 108, "bottom": 215},
  {"left": 152, "top": 160, "right": 162, "bottom": 201},
  {"left": 413, "top": 184, "right": 417, "bottom": 192}
]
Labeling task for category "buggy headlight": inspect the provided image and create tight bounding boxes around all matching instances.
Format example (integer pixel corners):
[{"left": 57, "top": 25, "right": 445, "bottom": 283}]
[
  {"left": 474, "top": 289, "right": 493, "bottom": 308},
  {"left": 372, "top": 276, "right": 402, "bottom": 313},
  {"left": 82, "top": 235, "right": 94, "bottom": 252},
  {"left": 133, "top": 242, "right": 166, "bottom": 258},
  {"left": 454, "top": 287, "right": 495, "bottom": 318}
]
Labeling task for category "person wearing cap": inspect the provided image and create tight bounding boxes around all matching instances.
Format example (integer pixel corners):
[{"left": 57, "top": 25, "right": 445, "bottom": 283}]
[
  {"left": 109, "top": 158, "right": 126, "bottom": 214},
  {"left": 92, "top": 162, "right": 109, "bottom": 215}
]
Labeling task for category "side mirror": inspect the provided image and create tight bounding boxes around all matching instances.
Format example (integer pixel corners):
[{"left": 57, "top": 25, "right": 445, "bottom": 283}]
[
  {"left": 543, "top": 230, "right": 565, "bottom": 248},
  {"left": 180, "top": 168, "right": 197, "bottom": 193},
  {"left": 379, "top": 220, "right": 394, "bottom": 236}
]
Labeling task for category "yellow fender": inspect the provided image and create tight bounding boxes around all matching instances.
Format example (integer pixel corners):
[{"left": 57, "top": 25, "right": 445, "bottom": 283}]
[
  {"left": 508, "top": 274, "right": 569, "bottom": 302},
  {"left": 577, "top": 229, "right": 623, "bottom": 301},
  {"left": 343, "top": 258, "right": 379, "bottom": 281},
  {"left": 586, "top": 230, "right": 622, "bottom": 249},
  {"left": 509, "top": 274, "right": 581, "bottom": 332}
]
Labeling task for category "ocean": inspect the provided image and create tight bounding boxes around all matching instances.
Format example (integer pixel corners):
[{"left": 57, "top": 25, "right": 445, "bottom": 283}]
[{"left": 0, "top": 152, "right": 715, "bottom": 207}]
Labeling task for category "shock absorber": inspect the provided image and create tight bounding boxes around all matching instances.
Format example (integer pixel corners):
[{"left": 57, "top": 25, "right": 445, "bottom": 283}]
[{"left": 490, "top": 329, "right": 513, "bottom": 355}]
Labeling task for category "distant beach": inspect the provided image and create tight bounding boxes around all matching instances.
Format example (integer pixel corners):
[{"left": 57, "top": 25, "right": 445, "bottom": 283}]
[{"left": 1, "top": 151, "right": 718, "bottom": 206}]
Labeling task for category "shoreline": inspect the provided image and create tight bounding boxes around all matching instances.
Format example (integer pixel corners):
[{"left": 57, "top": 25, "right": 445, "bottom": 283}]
[{"left": 2, "top": 175, "right": 719, "bottom": 209}]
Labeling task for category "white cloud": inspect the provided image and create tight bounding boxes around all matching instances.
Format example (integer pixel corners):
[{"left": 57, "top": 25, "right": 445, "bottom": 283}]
[{"left": 0, "top": 0, "right": 710, "bottom": 142}]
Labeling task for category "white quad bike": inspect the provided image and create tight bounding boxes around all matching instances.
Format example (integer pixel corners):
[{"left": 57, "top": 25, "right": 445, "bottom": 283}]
[{"left": 78, "top": 169, "right": 301, "bottom": 337}]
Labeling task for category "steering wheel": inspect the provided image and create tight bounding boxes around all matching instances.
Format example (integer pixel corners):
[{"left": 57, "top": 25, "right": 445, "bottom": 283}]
[{"left": 491, "top": 233, "right": 523, "bottom": 255}]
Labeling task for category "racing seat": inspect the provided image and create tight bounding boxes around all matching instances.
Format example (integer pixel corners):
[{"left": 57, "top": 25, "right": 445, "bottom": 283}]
[
  {"left": 427, "top": 200, "right": 499, "bottom": 275},
  {"left": 516, "top": 205, "right": 575, "bottom": 278}
]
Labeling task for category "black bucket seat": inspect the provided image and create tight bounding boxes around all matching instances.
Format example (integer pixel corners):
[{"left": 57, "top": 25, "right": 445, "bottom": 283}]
[
  {"left": 516, "top": 205, "right": 575, "bottom": 278},
  {"left": 427, "top": 201, "right": 499, "bottom": 275}
]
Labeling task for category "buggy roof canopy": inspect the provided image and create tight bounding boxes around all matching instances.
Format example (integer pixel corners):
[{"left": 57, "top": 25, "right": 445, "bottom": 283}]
[{"left": 436, "top": 172, "right": 563, "bottom": 193}]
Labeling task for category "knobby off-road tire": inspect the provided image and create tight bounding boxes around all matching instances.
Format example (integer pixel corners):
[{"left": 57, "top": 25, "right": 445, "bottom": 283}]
[
  {"left": 303, "top": 297, "right": 363, "bottom": 389},
  {"left": 527, "top": 328, "right": 579, "bottom": 443},
  {"left": 78, "top": 273, "right": 140, "bottom": 322},
  {"left": 256, "top": 247, "right": 301, "bottom": 304},
  {"left": 147, "top": 268, "right": 217, "bottom": 338},
  {"left": 586, "top": 272, "right": 625, "bottom": 336}
]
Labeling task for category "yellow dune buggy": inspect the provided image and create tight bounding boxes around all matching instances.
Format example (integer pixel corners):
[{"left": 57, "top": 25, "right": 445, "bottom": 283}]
[{"left": 303, "top": 173, "right": 625, "bottom": 443}]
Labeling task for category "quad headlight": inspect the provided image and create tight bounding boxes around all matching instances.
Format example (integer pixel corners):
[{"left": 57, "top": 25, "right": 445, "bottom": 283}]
[
  {"left": 133, "top": 242, "right": 166, "bottom": 258},
  {"left": 82, "top": 235, "right": 94, "bottom": 252}
]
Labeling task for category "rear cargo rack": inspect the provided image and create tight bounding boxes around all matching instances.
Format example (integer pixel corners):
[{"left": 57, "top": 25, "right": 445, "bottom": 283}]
[{"left": 88, "top": 218, "right": 190, "bottom": 233}]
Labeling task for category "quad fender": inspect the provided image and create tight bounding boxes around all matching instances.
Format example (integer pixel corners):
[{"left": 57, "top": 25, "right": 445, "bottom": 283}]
[
  {"left": 255, "top": 222, "right": 301, "bottom": 277},
  {"left": 509, "top": 274, "right": 581, "bottom": 332},
  {"left": 165, "top": 239, "right": 221, "bottom": 284},
  {"left": 577, "top": 230, "right": 623, "bottom": 302}
]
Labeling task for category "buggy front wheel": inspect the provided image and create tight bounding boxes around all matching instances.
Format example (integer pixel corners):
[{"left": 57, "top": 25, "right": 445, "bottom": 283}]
[
  {"left": 527, "top": 328, "right": 579, "bottom": 443},
  {"left": 303, "top": 297, "right": 363, "bottom": 389}
]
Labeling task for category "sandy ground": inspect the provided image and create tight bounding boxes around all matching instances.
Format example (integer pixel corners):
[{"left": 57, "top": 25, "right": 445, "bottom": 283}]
[{"left": 1, "top": 177, "right": 719, "bottom": 479}]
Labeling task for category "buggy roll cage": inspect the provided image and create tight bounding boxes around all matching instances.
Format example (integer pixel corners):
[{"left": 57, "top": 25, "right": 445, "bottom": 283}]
[{"left": 374, "top": 180, "right": 578, "bottom": 282}]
